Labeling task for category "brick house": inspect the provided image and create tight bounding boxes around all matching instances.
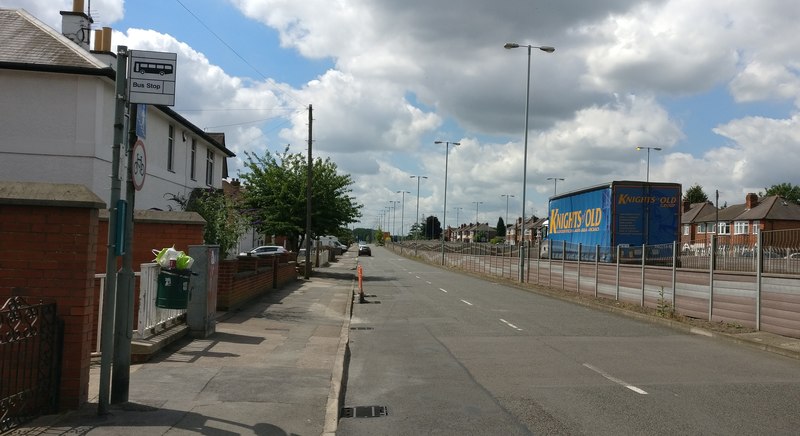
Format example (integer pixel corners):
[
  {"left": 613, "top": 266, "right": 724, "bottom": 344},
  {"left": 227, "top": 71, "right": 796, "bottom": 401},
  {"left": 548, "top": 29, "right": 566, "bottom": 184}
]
[{"left": 681, "top": 193, "right": 800, "bottom": 254}]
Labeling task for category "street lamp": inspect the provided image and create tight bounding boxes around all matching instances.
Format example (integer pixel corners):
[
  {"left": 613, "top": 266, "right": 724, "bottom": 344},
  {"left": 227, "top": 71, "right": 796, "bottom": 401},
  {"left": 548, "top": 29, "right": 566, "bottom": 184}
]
[
  {"left": 435, "top": 140, "right": 460, "bottom": 264},
  {"left": 396, "top": 190, "right": 410, "bottom": 240},
  {"left": 505, "top": 41, "right": 554, "bottom": 282},
  {"left": 454, "top": 207, "right": 463, "bottom": 241},
  {"left": 472, "top": 201, "right": 483, "bottom": 223},
  {"left": 411, "top": 175, "right": 427, "bottom": 239},
  {"left": 389, "top": 200, "right": 399, "bottom": 241},
  {"left": 547, "top": 177, "right": 564, "bottom": 196},
  {"left": 636, "top": 146, "right": 662, "bottom": 182},
  {"left": 500, "top": 194, "right": 515, "bottom": 229}
]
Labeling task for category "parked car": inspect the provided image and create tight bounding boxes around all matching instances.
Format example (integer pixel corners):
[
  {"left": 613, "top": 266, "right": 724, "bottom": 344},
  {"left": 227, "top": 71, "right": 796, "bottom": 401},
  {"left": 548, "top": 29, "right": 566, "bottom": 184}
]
[
  {"left": 241, "top": 246, "right": 288, "bottom": 257},
  {"left": 358, "top": 244, "right": 371, "bottom": 256}
]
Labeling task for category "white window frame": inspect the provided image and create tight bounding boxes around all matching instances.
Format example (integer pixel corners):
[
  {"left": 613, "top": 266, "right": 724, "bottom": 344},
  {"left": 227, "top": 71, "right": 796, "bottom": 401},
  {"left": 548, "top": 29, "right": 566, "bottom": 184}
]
[
  {"left": 167, "top": 125, "right": 175, "bottom": 172},
  {"left": 717, "top": 222, "right": 730, "bottom": 235},
  {"left": 205, "top": 149, "right": 214, "bottom": 186},
  {"left": 734, "top": 221, "right": 749, "bottom": 235},
  {"left": 683, "top": 225, "right": 690, "bottom": 236},
  {"left": 752, "top": 220, "right": 760, "bottom": 234}
]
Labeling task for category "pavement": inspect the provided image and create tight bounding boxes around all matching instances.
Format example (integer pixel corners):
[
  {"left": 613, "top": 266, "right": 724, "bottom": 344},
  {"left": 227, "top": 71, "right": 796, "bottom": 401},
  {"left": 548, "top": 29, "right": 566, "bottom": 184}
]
[
  {"left": 12, "top": 247, "right": 800, "bottom": 436},
  {"left": 14, "top": 253, "right": 358, "bottom": 436}
]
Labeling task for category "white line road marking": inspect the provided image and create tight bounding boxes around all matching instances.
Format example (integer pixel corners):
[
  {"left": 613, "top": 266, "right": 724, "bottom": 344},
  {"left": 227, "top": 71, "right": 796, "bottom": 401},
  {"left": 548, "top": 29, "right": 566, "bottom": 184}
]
[
  {"left": 460, "top": 299, "right": 473, "bottom": 306},
  {"left": 583, "top": 363, "right": 648, "bottom": 395},
  {"left": 416, "top": 276, "right": 421, "bottom": 279},
  {"left": 500, "top": 319, "right": 523, "bottom": 331},
  {"left": 426, "top": 281, "right": 432, "bottom": 284},
  {"left": 439, "top": 288, "right": 448, "bottom": 293},
  {"left": 690, "top": 327, "right": 712, "bottom": 337}
]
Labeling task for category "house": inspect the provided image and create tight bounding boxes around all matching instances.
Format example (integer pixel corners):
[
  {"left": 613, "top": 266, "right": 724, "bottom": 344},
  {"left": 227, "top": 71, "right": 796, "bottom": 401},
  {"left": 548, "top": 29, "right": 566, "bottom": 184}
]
[
  {"left": 0, "top": 7, "right": 235, "bottom": 212},
  {"left": 507, "top": 216, "right": 541, "bottom": 246},
  {"left": 681, "top": 193, "right": 800, "bottom": 255}
]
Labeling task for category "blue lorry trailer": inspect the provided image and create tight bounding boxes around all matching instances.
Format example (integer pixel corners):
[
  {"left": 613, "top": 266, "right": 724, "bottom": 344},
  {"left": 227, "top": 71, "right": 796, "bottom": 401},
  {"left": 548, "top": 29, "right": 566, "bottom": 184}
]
[{"left": 543, "top": 181, "right": 682, "bottom": 261}]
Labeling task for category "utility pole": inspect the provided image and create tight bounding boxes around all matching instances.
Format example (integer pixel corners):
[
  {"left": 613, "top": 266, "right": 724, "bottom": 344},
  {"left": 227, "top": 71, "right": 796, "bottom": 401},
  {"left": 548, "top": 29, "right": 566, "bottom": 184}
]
[
  {"left": 304, "top": 105, "right": 313, "bottom": 279},
  {"left": 99, "top": 45, "right": 128, "bottom": 415}
]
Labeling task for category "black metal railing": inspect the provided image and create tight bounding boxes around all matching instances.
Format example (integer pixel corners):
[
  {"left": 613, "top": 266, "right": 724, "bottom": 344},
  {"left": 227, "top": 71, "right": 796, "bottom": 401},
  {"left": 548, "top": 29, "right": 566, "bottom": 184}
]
[{"left": 1, "top": 296, "right": 63, "bottom": 434}]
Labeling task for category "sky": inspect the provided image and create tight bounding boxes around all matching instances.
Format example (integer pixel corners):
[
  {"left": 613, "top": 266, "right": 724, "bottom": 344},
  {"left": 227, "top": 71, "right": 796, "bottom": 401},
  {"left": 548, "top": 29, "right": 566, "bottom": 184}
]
[{"left": 7, "top": 0, "right": 800, "bottom": 235}]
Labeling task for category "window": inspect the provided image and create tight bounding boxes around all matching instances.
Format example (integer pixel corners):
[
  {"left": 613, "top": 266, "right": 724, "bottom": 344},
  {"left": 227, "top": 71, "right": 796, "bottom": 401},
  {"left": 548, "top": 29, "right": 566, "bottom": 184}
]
[
  {"left": 683, "top": 225, "right": 690, "bottom": 236},
  {"left": 734, "top": 221, "right": 749, "bottom": 235},
  {"left": 190, "top": 139, "right": 197, "bottom": 181},
  {"left": 752, "top": 220, "right": 760, "bottom": 234},
  {"left": 698, "top": 223, "right": 706, "bottom": 234},
  {"left": 167, "top": 125, "right": 175, "bottom": 172},
  {"left": 205, "top": 149, "right": 214, "bottom": 186},
  {"left": 717, "top": 222, "right": 730, "bottom": 235}
]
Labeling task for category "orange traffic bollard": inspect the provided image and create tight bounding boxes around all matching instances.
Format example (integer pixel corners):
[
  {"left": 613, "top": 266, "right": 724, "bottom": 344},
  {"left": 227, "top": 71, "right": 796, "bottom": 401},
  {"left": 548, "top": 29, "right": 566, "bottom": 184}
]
[{"left": 357, "top": 264, "right": 365, "bottom": 303}]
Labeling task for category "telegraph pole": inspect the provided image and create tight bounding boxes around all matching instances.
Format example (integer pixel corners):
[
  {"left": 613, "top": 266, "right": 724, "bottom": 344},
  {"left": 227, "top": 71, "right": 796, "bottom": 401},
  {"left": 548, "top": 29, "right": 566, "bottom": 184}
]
[{"left": 304, "top": 105, "right": 313, "bottom": 279}]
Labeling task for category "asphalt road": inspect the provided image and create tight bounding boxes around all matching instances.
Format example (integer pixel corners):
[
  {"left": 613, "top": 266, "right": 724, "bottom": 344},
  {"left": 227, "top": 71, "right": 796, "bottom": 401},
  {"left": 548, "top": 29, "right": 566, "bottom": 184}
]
[{"left": 338, "top": 245, "right": 800, "bottom": 435}]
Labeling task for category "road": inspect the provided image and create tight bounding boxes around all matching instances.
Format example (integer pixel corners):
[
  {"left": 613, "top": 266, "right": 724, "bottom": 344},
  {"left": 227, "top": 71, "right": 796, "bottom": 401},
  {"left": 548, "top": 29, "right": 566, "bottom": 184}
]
[{"left": 338, "top": 245, "right": 800, "bottom": 435}]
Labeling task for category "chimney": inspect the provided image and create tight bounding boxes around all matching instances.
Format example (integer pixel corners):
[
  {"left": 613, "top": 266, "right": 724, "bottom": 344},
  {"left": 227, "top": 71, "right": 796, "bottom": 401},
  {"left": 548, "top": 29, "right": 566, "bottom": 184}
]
[
  {"left": 91, "top": 27, "right": 117, "bottom": 68},
  {"left": 745, "top": 193, "right": 759, "bottom": 209},
  {"left": 682, "top": 199, "right": 690, "bottom": 213},
  {"left": 60, "top": 0, "right": 92, "bottom": 50}
]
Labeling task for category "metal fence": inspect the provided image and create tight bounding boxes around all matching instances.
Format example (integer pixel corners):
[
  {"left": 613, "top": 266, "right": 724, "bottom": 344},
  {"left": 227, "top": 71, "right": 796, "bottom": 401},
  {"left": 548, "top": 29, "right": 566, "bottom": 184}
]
[
  {"left": 1, "top": 297, "right": 63, "bottom": 433},
  {"left": 93, "top": 263, "right": 186, "bottom": 355},
  {"left": 389, "top": 228, "right": 800, "bottom": 338}
]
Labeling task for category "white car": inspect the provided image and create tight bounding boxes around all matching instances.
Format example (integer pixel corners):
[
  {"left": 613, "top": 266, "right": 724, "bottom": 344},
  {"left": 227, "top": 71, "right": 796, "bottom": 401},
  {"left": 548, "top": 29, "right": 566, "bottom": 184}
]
[{"left": 241, "top": 246, "right": 288, "bottom": 257}]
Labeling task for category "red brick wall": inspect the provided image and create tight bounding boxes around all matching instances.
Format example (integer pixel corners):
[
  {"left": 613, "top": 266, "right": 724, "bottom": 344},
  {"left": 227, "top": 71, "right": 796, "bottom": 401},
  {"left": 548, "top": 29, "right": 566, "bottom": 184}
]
[
  {"left": 90, "top": 212, "right": 205, "bottom": 351},
  {"left": 0, "top": 203, "right": 99, "bottom": 410},
  {"left": 216, "top": 257, "right": 297, "bottom": 311}
]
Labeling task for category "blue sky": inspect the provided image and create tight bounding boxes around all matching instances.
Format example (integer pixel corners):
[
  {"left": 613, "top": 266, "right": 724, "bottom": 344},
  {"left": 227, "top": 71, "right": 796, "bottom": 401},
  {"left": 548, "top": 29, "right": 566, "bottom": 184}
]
[{"left": 9, "top": 0, "right": 800, "bottom": 233}]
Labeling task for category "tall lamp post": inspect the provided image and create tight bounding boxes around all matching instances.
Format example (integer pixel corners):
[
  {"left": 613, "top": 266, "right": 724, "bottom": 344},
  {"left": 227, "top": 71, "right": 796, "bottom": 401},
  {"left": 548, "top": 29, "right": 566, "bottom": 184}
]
[
  {"left": 396, "top": 190, "right": 410, "bottom": 240},
  {"left": 505, "top": 41, "right": 555, "bottom": 283},
  {"left": 547, "top": 177, "right": 564, "bottom": 196},
  {"left": 389, "top": 200, "right": 399, "bottom": 241},
  {"left": 500, "top": 194, "right": 515, "bottom": 229},
  {"left": 454, "top": 207, "right": 463, "bottom": 241},
  {"left": 636, "top": 146, "right": 661, "bottom": 182},
  {"left": 435, "top": 140, "right": 460, "bottom": 264},
  {"left": 411, "top": 175, "right": 427, "bottom": 239},
  {"left": 472, "top": 201, "right": 483, "bottom": 223}
]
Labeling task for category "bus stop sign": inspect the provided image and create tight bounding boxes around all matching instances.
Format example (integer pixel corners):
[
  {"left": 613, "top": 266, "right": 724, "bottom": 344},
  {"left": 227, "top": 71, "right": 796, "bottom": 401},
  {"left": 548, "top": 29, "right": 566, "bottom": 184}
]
[{"left": 128, "top": 50, "right": 177, "bottom": 106}]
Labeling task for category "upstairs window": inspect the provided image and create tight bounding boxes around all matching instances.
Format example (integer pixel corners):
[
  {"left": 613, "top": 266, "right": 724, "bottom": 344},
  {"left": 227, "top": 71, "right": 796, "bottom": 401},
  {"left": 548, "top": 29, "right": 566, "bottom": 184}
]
[
  {"left": 734, "top": 221, "right": 749, "bottom": 235},
  {"left": 683, "top": 225, "right": 690, "bottom": 236},
  {"left": 717, "top": 222, "right": 730, "bottom": 235},
  {"left": 205, "top": 149, "right": 214, "bottom": 186},
  {"left": 167, "top": 125, "right": 175, "bottom": 172},
  {"left": 190, "top": 139, "right": 197, "bottom": 181}
]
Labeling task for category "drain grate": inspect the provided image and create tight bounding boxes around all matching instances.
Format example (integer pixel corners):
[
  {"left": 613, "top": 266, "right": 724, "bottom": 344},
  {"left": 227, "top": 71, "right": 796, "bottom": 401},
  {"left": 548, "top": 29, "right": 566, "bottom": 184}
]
[
  {"left": 340, "top": 405, "right": 389, "bottom": 418},
  {"left": 350, "top": 326, "right": 374, "bottom": 330}
]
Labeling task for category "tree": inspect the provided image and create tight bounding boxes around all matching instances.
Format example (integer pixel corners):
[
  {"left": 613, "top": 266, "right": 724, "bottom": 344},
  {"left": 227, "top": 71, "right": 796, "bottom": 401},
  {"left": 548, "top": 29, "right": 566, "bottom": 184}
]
[
  {"left": 239, "top": 147, "right": 362, "bottom": 251},
  {"left": 683, "top": 184, "right": 708, "bottom": 203},
  {"left": 166, "top": 188, "right": 248, "bottom": 259},
  {"left": 762, "top": 183, "right": 800, "bottom": 204},
  {"left": 425, "top": 215, "right": 442, "bottom": 240},
  {"left": 496, "top": 217, "right": 506, "bottom": 237}
]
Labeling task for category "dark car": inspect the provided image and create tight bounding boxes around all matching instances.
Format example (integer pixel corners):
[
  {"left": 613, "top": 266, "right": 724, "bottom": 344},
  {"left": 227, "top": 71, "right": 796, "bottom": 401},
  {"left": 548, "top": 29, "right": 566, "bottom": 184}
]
[{"left": 358, "top": 244, "right": 371, "bottom": 256}]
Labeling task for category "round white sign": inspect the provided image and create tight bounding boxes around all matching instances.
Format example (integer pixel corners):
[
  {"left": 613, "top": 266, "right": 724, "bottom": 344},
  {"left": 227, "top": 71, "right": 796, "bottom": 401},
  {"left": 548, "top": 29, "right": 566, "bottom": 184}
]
[{"left": 132, "top": 138, "right": 147, "bottom": 191}]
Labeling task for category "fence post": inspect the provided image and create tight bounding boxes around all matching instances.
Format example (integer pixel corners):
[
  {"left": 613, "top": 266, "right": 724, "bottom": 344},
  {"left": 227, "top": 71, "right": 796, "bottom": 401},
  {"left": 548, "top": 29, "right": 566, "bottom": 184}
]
[
  {"left": 577, "top": 243, "right": 582, "bottom": 294},
  {"left": 641, "top": 244, "right": 646, "bottom": 307},
  {"left": 548, "top": 239, "right": 553, "bottom": 286},
  {"left": 615, "top": 245, "right": 621, "bottom": 301},
  {"left": 672, "top": 241, "right": 678, "bottom": 311},
  {"left": 756, "top": 231, "right": 762, "bottom": 331},
  {"left": 561, "top": 241, "right": 567, "bottom": 291},
  {"left": 595, "top": 245, "right": 600, "bottom": 298},
  {"left": 709, "top": 234, "right": 716, "bottom": 321}
]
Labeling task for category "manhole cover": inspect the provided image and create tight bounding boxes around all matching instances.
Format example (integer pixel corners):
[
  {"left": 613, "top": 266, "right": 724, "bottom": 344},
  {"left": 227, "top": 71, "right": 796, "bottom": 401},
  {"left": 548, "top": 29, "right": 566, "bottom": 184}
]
[{"left": 340, "top": 405, "right": 389, "bottom": 418}]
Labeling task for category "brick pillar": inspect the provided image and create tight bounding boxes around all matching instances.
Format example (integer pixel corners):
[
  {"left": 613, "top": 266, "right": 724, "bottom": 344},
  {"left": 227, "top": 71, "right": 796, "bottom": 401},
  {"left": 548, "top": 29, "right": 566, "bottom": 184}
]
[{"left": 0, "top": 181, "right": 104, "bottom": 410}]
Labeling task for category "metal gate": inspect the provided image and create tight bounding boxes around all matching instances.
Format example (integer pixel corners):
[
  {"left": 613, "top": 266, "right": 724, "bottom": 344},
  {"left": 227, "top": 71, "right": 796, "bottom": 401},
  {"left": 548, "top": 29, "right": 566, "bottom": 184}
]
[{"left": 0, "top": 296, "right": 63, "bottom": 433}]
